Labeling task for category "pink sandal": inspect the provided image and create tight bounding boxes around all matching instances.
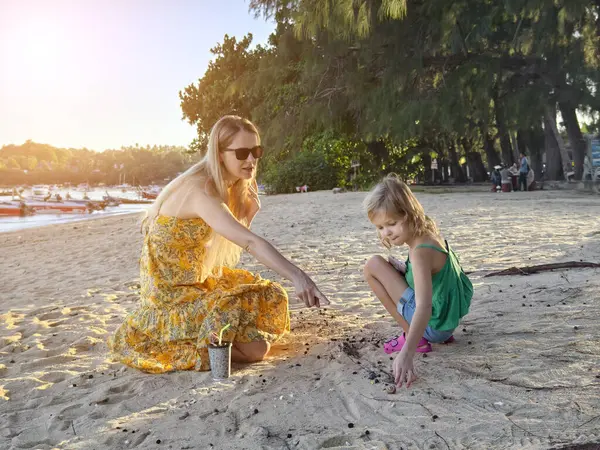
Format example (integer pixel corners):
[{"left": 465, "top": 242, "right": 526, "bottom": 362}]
[{"left": 383, "top": 333, "right": 432, "bottom": 354}]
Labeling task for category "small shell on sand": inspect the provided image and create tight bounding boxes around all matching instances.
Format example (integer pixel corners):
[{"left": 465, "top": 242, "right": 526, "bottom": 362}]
[{"left": 386, "top": 385, "right": 396, "bottom": 394}]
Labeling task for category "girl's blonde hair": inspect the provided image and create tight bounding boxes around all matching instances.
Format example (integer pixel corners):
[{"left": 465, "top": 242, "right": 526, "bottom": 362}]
[
  {"left": 144, "top": 115, "right": 259, "bottom": 281},
  {"left": 363, "top": 173, "right": 438, "bottom": 248}
]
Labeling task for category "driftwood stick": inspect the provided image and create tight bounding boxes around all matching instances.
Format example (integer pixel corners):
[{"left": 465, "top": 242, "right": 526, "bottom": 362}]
[{"left": 484, "top": 261, "right": 600, "bottom": 277}]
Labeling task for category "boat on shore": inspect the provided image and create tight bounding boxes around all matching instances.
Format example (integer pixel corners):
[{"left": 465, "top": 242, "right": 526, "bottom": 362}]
[
  {"left": 138, "top": 185, "right": 161, "bottom": 200},
  {"left": 22, "top": 199, "right": 90, "bottom": 214},
  {"left": 31, "top": 185, "right": 51, "bottom": 196},
  {"left": 0, "top": 201, "right": 35, "bottom": 216}
]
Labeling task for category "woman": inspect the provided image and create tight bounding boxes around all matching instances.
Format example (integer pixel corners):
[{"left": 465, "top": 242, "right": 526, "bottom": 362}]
[{"left": 109, "top": 116, "right": 328, "bottom": 373}]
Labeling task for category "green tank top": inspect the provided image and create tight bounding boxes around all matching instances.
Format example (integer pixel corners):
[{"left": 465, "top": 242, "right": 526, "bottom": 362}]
[{"left": 405, "top": 241, "right": 473, "bottom": 331}]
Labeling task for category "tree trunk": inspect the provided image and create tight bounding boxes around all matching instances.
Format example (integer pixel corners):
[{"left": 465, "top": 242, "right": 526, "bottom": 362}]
[
  {"left": 494, "top": 98, "right": 514, "bottom": 165},
  {"left": 421, "top": 151, "right": 432, "bottom": 184},
  {"left": 367, "top": 140, "right": 389, "bottom": 175},
  {"left": 461, "top": 138, "right": 486, "bottom": 181},
  {"left": 558, "top": 101, "right": 586, "bottom": 180},
  {"left": 510, "top": 131, "right": 520, "bottom": 163},
  {"left": 483, "top": 133, "right": 501, "bottom": 172},
  {"left": 466, "top": 152, "right": 488, "bottom": 181},
  {"left": 441, "top": 160, "right": 449, "bottom": 182},
  {"left": 544, "top": 116, "right": 564, "bottom": 181},
  {"left": 448, "top": 142, "right": 466, "bottom": 182},
  {"left": 522, "top": 126, "right": 544, "bottom": 178},
  {"left": 517, "top": 130, "right": 527, "bottom": 158},
  {"left": 544, "top": 105, "right": 570, "bottom": 180}
]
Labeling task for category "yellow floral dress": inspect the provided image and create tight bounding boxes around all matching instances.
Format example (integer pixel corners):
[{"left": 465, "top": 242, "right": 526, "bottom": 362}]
[{"left": 108, "top": 215, "right": 290, "bottom": 373}]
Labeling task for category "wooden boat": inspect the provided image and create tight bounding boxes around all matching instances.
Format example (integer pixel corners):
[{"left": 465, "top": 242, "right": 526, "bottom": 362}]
[
  {"left": 139, "top": 185, "right": 161, "bottom": 200},
  {"left": 0, "top": 201, "right": 34, "bottom": 216},
  {"left": 31, "top": 185, "right": 51, "bottom": 196},
  {"left": 23, "top": 199, "right": 89, "bottom": 214}
]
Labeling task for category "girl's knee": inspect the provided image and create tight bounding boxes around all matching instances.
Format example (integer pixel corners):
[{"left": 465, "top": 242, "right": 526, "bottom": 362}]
[{"left": 364, "top": 255, "right": 386, "bottom": 278}]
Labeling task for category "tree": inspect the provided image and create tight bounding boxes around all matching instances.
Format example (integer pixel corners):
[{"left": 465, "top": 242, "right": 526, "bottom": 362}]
[{"left": 7, "top": 158, "right": 20, "bottom": 170}]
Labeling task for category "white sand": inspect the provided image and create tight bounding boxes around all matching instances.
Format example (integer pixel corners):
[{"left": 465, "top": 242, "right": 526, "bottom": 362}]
[{"left": 1, "top": 189, "right": 599, "bottom": 449}]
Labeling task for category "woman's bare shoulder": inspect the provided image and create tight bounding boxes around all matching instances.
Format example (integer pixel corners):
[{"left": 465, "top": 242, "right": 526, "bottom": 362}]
[{"left": 159, "top": 176, "right": 220, "bottom": 218}]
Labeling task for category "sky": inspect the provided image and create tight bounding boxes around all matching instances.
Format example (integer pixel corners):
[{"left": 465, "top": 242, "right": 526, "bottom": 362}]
[{"left": 0, "top": 0, "right": 275, "bottom": 151}]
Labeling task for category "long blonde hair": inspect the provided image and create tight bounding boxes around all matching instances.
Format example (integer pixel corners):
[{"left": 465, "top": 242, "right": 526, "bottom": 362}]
[
  {"left": 363, "top": 173, "right": 438, "bottom": 248},
  {"left": 144, "top": 115, "right": 259, "bottom": 281}
]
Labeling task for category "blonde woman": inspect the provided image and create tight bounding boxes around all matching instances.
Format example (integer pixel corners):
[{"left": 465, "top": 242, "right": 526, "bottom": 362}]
[
  {"left": 362, "top": 174, "right": 472, "bottom": 388},
  {"left": 109, "top": 116, "right": 328, "bottom": 373}
]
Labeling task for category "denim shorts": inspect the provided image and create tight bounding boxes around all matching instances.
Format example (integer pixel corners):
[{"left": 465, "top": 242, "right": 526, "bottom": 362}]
[{"left": 397, "top": 287, "right": 454, "bottom": 343}]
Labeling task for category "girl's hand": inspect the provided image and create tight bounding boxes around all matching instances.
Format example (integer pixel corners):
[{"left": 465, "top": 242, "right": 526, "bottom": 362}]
[
  {"left": 388, "top": 255, "right": 406, "bottom": 274},
  {"left": 393, "top": 350, "right": 417, "bottom": 387}
]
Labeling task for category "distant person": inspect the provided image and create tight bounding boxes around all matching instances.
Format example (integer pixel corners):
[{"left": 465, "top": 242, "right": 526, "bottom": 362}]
[
  {"left": 109, "top": 115, "right": 329, "bottom": 374},
  {"left": 500, "top": 165, "right": 512, "bottom": 192},
  {"left": 491, "top": 165, "right": 502, "bottom": 191},
  {"left": 362, "top": 174, "right": 473, "bottom": 388},
  {"left": 518, "top": 152, "right": 530, "bottom": 191}
]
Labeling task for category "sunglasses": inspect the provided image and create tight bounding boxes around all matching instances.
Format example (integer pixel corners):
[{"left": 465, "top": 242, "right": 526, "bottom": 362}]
[{"left": 221, "top": 145, "right": 264, "bottom": 161}]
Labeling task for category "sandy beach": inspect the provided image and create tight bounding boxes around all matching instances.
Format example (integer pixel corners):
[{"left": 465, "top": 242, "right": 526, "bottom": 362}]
[{"left": 1, "top": 189, "right": 599, "bottom": 450}]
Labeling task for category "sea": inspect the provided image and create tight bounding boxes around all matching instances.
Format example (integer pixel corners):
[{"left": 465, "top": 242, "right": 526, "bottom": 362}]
[{"left": 0, "top": 187, "right": 151, "bottom": 233}]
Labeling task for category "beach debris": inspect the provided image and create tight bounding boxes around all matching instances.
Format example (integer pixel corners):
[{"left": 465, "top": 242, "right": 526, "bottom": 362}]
[
  {"left": 348, "top": 423, "right": 354, "bottom": 428},
  {"left": 485, "top": 261, "right": 600, "bottom": 277},
  {"left": 341, "top": 341, "right": 360, "bottom": 358},
  {"left": 386, "top": 385, "right": 396, "bottom": 394}
]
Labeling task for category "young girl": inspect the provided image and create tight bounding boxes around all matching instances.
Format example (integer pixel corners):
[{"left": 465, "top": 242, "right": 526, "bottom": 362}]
[{"left": 363, "top": 174, "right": 473, "bottom": 388}]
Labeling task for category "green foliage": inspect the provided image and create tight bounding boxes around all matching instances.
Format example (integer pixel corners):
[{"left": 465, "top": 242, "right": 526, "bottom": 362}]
[
  {"left": 177, "top": 0, "right": 600, "bottom": 182},
  {"left": 261, "top": 133, "right": 358, "bottom": 193}
]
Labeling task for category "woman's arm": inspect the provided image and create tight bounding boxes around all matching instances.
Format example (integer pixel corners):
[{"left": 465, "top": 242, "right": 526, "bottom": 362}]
[{"left": 190, "top": 190, "right": 328, "bottom": 307}]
